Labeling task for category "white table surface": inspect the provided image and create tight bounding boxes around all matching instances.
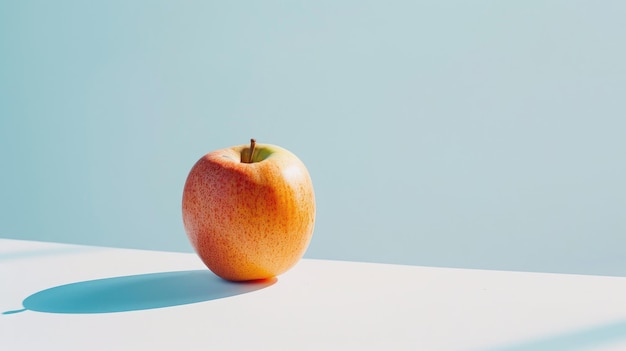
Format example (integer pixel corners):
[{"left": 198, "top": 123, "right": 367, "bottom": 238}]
[{"left": 2, "top": 238, "right": 626, "bottom": 351}]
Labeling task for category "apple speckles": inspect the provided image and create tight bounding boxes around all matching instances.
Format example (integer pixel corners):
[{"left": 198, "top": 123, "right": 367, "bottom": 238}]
[{"left": 182, "top": 143, "right": 315, "bottom": 281}]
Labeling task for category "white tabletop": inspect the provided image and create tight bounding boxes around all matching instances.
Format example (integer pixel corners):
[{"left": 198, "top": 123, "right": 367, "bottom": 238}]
[{"left": 2, "top": 239, "right": 626, "bottom": 351}]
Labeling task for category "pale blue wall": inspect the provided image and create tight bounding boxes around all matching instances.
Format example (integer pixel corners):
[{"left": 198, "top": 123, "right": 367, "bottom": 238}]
[{"left": 1, "top": 0, "right": 625, "bottom": 276}]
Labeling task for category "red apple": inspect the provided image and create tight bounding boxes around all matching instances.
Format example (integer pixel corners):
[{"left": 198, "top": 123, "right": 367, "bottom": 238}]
[{"left": 182, "top": 139, "right": 316, "bottom": 281}]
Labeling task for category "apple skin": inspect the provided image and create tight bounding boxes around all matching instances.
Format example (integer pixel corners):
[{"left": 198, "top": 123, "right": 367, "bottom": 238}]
[{"left": 182, "top": 141, "right": 315, "bottom": 281}]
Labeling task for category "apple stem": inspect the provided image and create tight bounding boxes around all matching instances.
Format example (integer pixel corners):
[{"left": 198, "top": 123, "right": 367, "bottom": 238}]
[{"left": 245, "top": 138, "right": 256, "bottom": 163}]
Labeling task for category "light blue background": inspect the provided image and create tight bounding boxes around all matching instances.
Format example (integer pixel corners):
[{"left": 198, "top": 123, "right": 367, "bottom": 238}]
[{"left": 1, "top": 0, "right": 625, "bottom": 276}]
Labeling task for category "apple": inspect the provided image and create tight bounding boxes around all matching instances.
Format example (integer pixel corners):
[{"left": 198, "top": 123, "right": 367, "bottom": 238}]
[{"left": 182, "top": 139, "right": 316, "bottom": 281}]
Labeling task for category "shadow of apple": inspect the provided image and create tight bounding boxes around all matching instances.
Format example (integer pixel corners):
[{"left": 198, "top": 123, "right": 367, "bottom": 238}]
[{"left": 19, "top": 270, "right": 276, "bottom": 314}]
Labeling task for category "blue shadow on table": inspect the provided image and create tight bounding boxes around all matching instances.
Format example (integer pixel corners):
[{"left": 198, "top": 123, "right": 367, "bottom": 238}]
[
  {"left": 484, "top": 319, "right": 626, "bottom": 351},
  {"left": 17, "top": 270, "right": 276, "bottom": 314}
]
